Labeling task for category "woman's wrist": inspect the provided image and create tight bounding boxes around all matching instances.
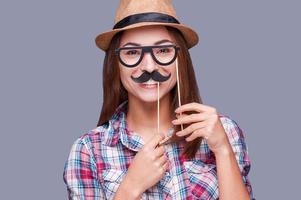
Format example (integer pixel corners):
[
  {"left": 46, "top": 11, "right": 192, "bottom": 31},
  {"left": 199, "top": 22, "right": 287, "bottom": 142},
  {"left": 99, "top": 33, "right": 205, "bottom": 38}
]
[
  {"left": 212, "top": 139, "right": 233, "bottom": 158},
  {"left": 115, "top": 174, "right": 143, "bottom": 200}
]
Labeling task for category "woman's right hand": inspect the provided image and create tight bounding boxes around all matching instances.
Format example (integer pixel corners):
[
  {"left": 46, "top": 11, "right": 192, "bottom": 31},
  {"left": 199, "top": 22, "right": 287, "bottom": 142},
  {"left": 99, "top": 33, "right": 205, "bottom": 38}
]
[{"left": 124, "top": 133, "right": 170, "bottom": 195}]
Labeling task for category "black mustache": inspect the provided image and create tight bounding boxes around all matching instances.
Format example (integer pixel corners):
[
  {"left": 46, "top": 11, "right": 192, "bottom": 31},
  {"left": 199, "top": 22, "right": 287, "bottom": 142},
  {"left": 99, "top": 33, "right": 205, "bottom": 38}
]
[{"left": 131, "top": 71, "right": 171, "bottom": 83}]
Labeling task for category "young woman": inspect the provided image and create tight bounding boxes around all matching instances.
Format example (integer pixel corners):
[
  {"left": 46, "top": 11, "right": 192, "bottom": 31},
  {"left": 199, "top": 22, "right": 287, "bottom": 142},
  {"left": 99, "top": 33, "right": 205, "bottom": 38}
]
[{"left": 63, "top": 1, "right": 254, "bottom": 199}]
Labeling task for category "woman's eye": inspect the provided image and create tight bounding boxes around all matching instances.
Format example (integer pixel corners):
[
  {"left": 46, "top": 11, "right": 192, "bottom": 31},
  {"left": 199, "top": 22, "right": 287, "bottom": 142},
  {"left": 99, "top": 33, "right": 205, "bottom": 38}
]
[
  {"left": 126, "top": 50, "right": 139, "bottom": 55},
  {"left": 158, "top": 48, "right": 170, "bottom": 54}
]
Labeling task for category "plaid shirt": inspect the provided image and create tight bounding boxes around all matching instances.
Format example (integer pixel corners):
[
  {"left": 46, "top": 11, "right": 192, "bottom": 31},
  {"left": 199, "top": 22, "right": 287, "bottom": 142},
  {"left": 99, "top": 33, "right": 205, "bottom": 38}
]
[{"left": 63, "top": 101, "right": 254, "bottom": 200}]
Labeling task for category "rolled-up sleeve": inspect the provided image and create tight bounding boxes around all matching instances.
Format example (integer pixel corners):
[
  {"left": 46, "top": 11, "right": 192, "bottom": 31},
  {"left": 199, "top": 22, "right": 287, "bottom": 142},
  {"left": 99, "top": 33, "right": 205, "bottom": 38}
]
[
  {"left": 63, "top": 136, "right": 105, "bottom": 200},
  {"left": 221, "top": 116, "right": 255, "bottom": 200}
]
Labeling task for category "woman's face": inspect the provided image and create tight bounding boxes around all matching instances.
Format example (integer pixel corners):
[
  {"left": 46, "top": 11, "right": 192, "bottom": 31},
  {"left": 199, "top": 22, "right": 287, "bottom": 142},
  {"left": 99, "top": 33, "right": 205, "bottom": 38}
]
[{"left": 118, "top": 25, "right": 177, "bottom": 103}]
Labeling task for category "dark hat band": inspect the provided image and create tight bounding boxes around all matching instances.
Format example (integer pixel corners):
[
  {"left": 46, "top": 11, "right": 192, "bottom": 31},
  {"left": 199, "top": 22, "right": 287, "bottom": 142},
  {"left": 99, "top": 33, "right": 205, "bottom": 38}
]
[{"left": 113, "top": 12, "right": 180, "bottom": 29}]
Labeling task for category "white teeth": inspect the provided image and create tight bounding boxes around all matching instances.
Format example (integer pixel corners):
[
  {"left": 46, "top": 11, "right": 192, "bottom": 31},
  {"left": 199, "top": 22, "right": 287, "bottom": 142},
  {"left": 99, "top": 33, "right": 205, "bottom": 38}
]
[{"left": 143, "top": 79, "right": 157, "bottom": 85}]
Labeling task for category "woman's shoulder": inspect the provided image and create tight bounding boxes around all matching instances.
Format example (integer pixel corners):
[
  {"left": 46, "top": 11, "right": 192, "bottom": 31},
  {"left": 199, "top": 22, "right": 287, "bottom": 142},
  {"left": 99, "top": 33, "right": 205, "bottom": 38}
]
[
  {"left": 68, "top": 122, "right": 112, "bottom": 155},
  {"left": 218, "top": 114, "right": 247, "bottom": 141}
]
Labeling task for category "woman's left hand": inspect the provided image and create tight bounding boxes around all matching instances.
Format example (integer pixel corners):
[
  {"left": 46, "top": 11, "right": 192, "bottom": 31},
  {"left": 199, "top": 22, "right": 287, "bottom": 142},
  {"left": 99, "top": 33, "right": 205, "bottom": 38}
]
[{"left": 172, "top": 102, "right": 230, "bottom": 155}]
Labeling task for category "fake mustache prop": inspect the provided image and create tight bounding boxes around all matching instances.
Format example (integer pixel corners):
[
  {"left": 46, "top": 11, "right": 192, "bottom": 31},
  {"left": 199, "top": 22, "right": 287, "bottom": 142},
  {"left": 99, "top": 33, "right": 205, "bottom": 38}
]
[{"left": 131, "top": 70, "right": 171, "bottom": 83}]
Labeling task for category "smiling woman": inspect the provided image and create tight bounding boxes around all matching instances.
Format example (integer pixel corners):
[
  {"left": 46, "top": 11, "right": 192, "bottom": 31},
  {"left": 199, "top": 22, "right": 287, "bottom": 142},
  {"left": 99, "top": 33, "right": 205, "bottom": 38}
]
[{"left": 63, "top": 0, "right": 255, "bottom": 199}]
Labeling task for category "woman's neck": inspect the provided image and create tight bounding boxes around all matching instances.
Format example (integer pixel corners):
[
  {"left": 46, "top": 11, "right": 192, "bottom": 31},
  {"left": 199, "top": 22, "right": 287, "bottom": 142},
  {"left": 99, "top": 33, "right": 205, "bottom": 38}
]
[{"left": 126, "top": 93, "right": 174, "bottom": 139}]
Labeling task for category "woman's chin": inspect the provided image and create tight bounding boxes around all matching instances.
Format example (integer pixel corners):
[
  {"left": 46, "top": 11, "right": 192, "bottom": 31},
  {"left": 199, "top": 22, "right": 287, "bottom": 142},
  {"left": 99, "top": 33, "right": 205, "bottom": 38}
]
[
  {"left": 138, "top": 96, "right": 159, "bottom": 103},
  {"left": 128, "top": 88, "right": 170, "bottom": 103},
  {"left": 133, "top": 92, "right": 164, "bottom": 103}
]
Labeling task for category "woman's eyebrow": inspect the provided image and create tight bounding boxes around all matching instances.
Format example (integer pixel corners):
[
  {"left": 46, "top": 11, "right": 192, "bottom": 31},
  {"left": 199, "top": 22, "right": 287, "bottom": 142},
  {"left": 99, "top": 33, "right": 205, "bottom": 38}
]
[{"left": 122, "top": 39, "right": 173, "bottom": 47}]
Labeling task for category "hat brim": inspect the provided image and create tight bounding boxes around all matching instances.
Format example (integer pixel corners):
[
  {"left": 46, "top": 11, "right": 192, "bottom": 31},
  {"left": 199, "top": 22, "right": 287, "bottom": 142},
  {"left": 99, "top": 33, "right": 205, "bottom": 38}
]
[{"left": 95, "top": 22, "right": 199, "bottom": 51}]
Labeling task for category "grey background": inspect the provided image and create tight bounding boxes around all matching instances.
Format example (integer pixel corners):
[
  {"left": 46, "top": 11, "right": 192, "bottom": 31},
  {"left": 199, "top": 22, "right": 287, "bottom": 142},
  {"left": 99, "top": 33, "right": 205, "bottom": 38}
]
[{"left": 0, "top": 0, "right": 300, "bottom": 199}]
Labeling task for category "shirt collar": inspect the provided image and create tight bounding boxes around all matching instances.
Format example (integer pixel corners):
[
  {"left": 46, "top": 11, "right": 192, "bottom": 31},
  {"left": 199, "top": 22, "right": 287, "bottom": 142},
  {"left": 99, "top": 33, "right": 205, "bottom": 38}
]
[{"left": 99, "top": 100, "right": 174, "bottom": 151}]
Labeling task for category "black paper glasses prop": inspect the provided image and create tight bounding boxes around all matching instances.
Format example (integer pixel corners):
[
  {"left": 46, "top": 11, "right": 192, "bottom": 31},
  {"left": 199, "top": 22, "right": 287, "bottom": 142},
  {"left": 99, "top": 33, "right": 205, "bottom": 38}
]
[{"left": 115, "top": 44, "right": 180, "bottom": 68}]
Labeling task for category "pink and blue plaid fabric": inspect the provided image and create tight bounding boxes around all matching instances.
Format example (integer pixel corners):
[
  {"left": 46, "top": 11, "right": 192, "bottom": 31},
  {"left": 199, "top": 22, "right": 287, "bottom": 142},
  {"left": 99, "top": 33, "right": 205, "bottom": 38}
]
[{"left": 63, "top": 101, "right": 254, "bottom": 199}]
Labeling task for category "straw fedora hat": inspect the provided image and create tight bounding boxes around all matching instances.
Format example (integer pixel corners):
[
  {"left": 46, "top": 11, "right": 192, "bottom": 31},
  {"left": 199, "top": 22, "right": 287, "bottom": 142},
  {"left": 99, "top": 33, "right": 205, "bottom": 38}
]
[{"left": 95, "top": 0, "right": 199, "bottom": 51}]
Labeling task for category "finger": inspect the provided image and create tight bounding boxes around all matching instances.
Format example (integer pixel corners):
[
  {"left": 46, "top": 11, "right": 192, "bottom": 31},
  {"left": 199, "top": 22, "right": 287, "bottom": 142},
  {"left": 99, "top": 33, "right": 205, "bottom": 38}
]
[
  {"left": 161, "top": 162, "right": 169, "bottom": 173},
  {"left": 147, "top": 133, "right": 165, "bottom": 149},
  {"left": 154, "top": 145, "right": 166, "bottom": 158},
  {"left": 175, "top": 102, "right": 216, "bottom": 114},
  {"left": 185, "top": 129, "right": 205, "bottom": 142},
  {"left": 172, "top": 112, "right": 208, "bottom": 125},
  {"left": 157, "top": 154, "right": 168, "bottom": 166},
  {"left": 175, "top": 113, "right": 188, "bottom": 118},
  {"left": 176, "top": 121, "right": 207, "bottom": 137},
  {"left": 159, "top": 162, "right": 169, "bottom": 175}
]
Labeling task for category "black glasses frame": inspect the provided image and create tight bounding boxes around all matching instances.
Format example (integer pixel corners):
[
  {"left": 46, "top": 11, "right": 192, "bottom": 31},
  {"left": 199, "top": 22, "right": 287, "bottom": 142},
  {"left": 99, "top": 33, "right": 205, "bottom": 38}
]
[{"left": 115, "top": 44, "right": 180, "bottom": 68}]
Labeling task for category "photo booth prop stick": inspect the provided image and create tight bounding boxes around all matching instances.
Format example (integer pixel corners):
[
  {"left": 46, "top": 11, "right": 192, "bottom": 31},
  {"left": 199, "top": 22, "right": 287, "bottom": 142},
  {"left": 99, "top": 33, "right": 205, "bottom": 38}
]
[
  {"left": 175, "top": 58, "right": 184, "bottom": 131},
  {"left": 157, "top": 81, "right": 160, "bottom": 137},
  {"left": 158, "top": 58, "right": 183, "bottom": 146},
  {"left": 130, "top": 69, "right": 173, "bottom": 146}
]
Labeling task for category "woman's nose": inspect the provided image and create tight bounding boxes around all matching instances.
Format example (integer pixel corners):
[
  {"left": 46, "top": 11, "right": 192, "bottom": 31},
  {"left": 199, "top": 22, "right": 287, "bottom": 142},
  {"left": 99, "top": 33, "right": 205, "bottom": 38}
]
[{"left": 139, "top": 52, "right": 158, "bottom": 72}]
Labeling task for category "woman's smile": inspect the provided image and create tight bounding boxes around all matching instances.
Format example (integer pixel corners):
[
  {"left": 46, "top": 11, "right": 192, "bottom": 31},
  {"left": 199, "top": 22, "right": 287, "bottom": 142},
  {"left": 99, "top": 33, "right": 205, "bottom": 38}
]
[
  {"left": 138, "top": 79, "right": 162, "bottom": 89},
  {"left": 139, "top": 83, "right": 158, "bottom": 89}
]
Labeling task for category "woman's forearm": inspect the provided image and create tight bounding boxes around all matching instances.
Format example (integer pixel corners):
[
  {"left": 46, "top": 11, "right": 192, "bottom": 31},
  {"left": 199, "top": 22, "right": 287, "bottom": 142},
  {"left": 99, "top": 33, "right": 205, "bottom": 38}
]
[{"left": 215, "top": 140, "right": 250, "bottom": 200}]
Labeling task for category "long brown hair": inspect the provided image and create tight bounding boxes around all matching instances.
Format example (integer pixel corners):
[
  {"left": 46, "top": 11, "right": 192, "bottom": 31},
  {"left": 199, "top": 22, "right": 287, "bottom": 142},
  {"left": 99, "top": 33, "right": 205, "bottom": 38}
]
[{"left": 97, "top": 26, "right": 204, "bottom": 159}]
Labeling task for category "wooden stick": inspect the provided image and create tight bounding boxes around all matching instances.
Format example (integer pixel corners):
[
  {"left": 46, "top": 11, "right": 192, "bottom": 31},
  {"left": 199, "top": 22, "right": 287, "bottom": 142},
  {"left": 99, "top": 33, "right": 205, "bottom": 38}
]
[
  {"left": 158, "top": 58, "right": 183, "bottom": 146},
  {"left": 175, "top": 58, "right": 184, "bottom": 131},
  {"left": 157, "top": 81, "right": 160, "bottom": 135},
  {"left": 157, "top": 82, "right": 171, "bottom": 146}
]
